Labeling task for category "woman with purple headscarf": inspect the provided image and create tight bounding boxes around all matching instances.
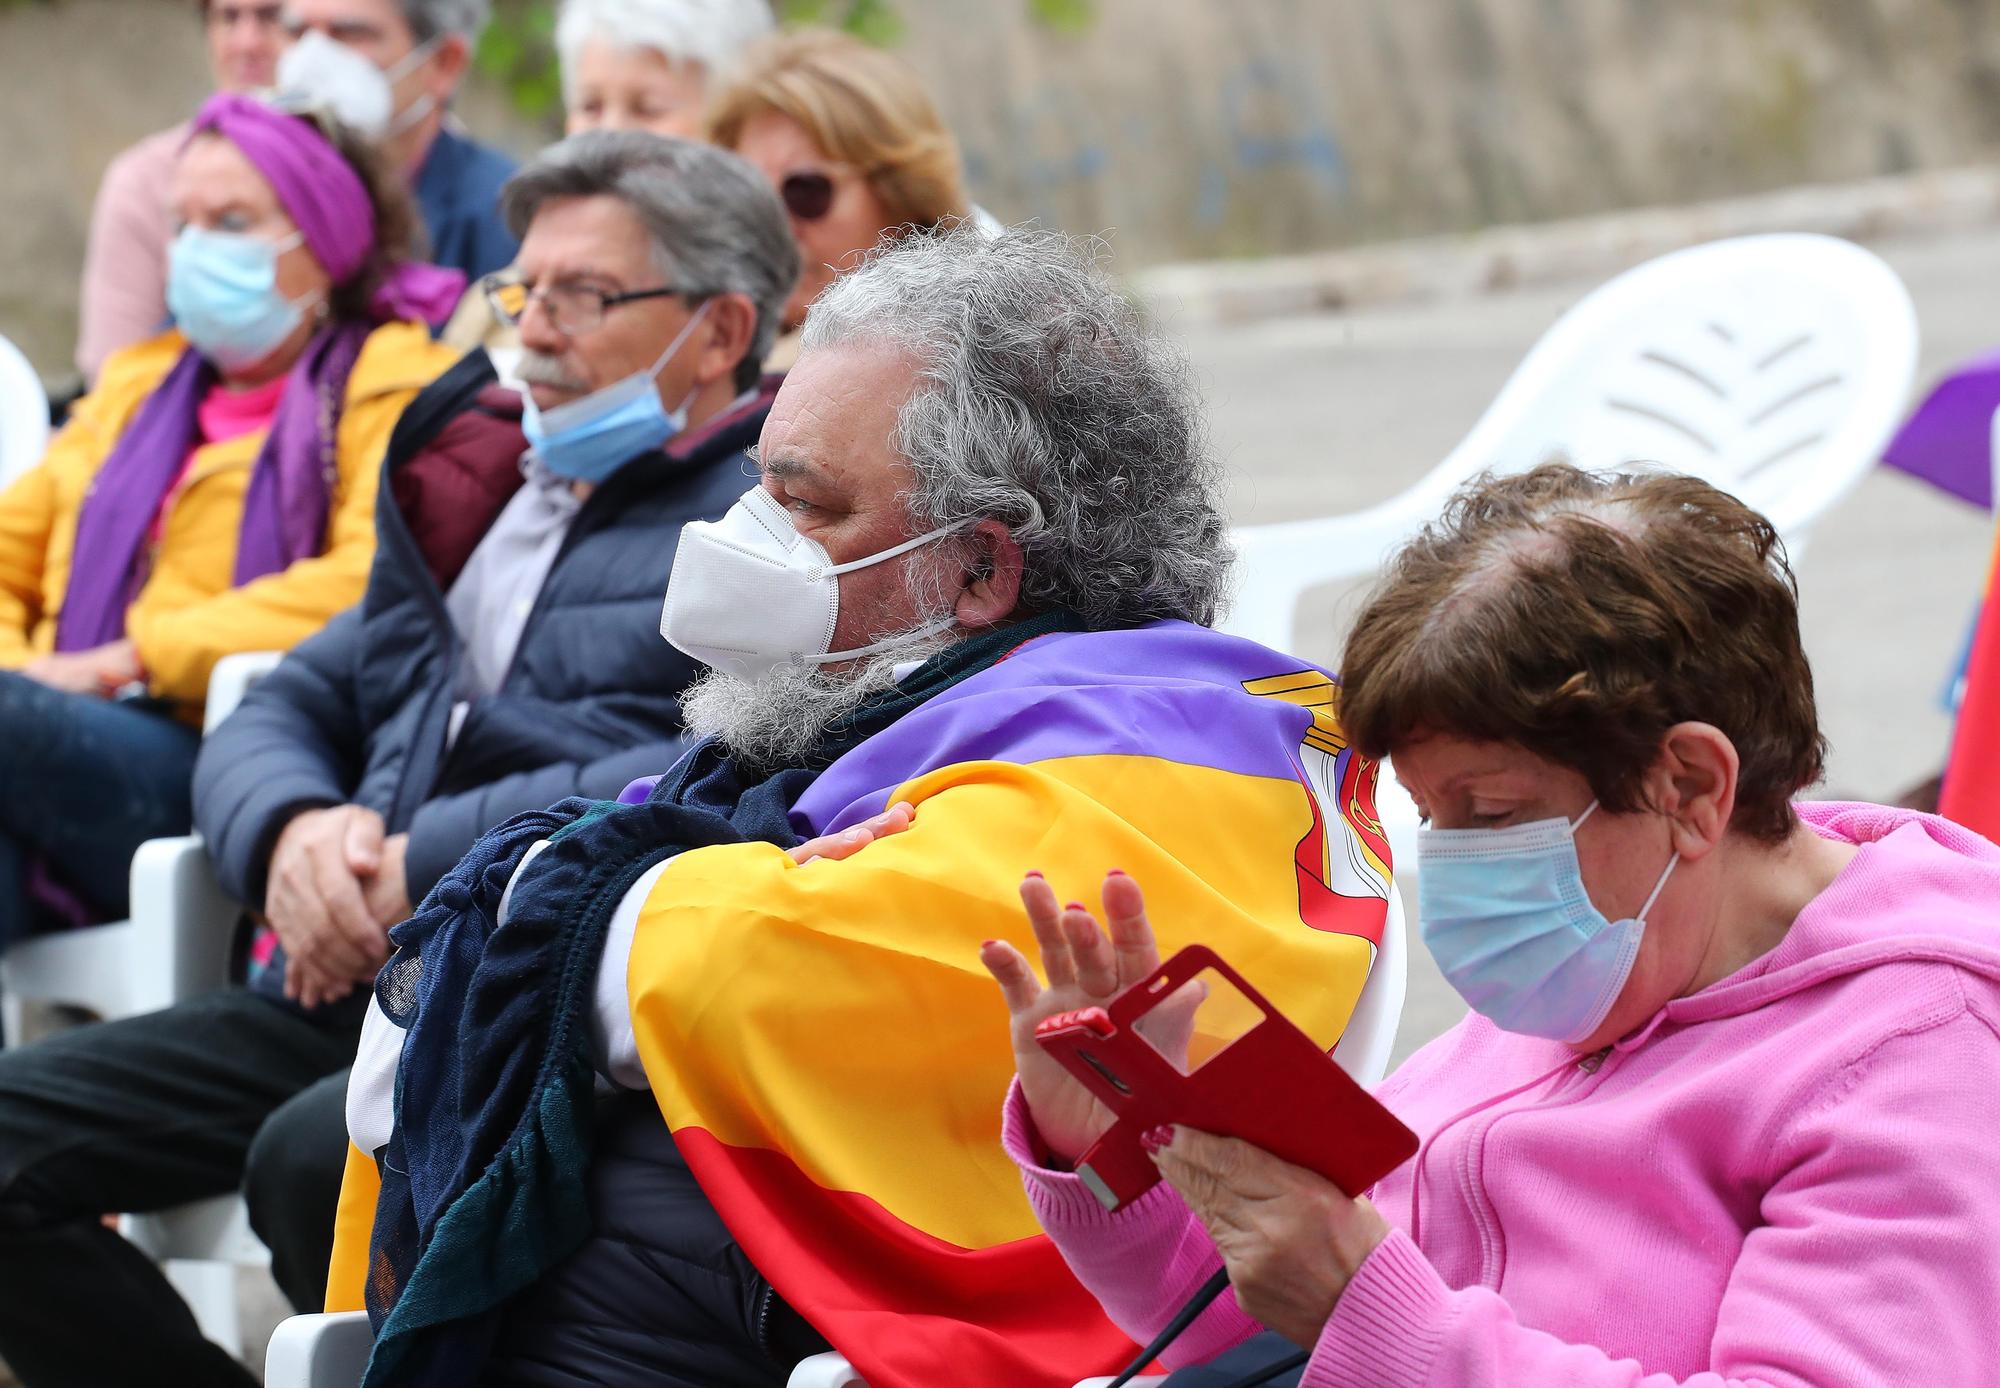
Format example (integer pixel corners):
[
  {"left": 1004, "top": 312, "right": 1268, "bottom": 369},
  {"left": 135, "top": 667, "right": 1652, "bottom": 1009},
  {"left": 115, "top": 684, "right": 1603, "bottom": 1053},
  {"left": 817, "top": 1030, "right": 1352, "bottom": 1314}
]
[{"left": 0, "top": 93, "right": 461, "bottom": 941}]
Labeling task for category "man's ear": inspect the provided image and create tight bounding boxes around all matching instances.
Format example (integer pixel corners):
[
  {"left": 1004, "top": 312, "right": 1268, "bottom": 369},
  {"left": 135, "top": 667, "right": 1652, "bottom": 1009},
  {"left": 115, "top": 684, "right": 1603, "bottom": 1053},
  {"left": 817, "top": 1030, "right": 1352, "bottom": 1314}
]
[
  {"left": 692, "top": 293, "right": 758, "bottom": 390},
  {"left": 1653, "top": 722, "right": 1739, "bottom": 862},
  {"left": 425, "top": 33, "right": 472, "bottom": 96},
  {"left": 954, "top": 520, "right": 1023, "bottom": 630}
]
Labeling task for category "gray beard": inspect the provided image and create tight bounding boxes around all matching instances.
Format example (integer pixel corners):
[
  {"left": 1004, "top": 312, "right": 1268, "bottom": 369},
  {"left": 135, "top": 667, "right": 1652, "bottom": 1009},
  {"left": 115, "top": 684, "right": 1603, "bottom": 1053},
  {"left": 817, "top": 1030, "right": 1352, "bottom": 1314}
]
[{"left": 680, "top": 631, "right": 956, "bottom": 768}]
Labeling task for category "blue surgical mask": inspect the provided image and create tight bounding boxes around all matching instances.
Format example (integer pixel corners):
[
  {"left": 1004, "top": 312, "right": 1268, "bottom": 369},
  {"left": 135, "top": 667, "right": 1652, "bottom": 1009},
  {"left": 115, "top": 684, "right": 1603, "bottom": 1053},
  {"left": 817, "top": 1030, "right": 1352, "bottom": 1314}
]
[
  {"left": 521, "top": 301, "right": 710, "bottom": 484},
  {"left": 167, "top": 226, "right": 317, "bottom": 371},
  {"left": 1415, "top": 802, "right": 1678, "bottom": 1044}
]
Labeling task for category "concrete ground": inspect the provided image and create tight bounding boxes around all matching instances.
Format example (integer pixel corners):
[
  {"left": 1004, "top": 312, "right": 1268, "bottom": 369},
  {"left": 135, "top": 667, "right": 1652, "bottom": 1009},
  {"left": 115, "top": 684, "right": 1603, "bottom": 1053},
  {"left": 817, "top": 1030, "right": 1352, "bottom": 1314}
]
[{"left": 1165, "top": 223, "right": 2000, "bottom": 1066}]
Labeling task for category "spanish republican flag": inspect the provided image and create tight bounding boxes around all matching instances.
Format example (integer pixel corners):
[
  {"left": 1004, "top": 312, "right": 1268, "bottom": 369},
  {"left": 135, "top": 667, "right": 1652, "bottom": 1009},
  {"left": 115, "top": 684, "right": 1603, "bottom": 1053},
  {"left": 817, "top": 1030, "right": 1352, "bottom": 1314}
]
[
  {"left": 1943, "top": 537, "right": 2000, "bottom": 841},
  {"left": 329, "top": 621, "right": 1390, "bottom": 1386}
]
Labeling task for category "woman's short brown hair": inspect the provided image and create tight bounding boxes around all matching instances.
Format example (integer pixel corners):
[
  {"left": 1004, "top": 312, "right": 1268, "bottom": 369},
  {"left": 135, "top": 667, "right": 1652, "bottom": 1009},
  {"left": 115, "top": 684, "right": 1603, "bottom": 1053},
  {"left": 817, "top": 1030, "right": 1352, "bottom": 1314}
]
[
  {"left": 704, "top": 28, "right": 969, "bottom": 230},
  {"left": 1337, "top": 464, "right": 1826, "bottom": 841}
]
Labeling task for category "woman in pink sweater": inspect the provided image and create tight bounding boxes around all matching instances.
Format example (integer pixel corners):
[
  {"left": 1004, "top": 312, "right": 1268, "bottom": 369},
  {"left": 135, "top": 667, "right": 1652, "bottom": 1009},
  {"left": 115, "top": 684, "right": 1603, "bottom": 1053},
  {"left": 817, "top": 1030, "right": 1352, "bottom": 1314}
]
[{"left": 983, "top": 463, "right": 2000, "bottom": 1387}]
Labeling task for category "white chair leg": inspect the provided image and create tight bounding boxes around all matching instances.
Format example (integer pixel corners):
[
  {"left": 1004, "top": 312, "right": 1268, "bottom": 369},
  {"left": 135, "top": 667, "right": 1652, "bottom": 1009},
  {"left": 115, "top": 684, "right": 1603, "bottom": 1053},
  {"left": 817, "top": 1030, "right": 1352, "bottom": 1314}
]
[
  {"left": 164, "top": 1259, "right": 244, "bottom": 1361},
  {"left": 1, "top": 988, "right": 24, "bottom": 1049}
]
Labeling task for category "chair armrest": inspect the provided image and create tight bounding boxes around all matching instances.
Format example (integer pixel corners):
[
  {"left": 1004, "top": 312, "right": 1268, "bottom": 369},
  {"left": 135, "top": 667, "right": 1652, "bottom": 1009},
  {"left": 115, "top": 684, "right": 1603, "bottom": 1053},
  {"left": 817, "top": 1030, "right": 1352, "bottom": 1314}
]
[
  {"left": 125, "top": 835, "right": 238, "bottom": 1015},
  {"left": 787, "top": 1352, "right": 870, "bottom": 1387},
  {"left": 265, "top": 1311, "right": 373, "bottom": 1388},
  {"left": 203, "top": 650, "right": 285, "bottom": 735}
]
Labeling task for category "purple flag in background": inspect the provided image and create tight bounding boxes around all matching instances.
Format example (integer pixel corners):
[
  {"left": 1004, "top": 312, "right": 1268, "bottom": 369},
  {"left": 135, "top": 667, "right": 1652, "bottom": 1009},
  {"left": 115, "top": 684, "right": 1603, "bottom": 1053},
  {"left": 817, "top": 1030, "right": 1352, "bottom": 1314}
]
[{"left": 1881, "top": 350, "right": 2000, "bottom": 510}]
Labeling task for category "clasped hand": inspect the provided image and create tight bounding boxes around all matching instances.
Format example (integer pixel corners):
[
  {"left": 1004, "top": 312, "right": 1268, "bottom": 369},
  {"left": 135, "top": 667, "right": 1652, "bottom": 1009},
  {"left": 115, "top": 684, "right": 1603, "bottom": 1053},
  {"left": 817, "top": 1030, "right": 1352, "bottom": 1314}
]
[
  {"left": 979, "top": 870, "right": 1391, "bottom": 1352},
  {"left": 265, "top": 805, "right": 411, "bottom": 1008}
]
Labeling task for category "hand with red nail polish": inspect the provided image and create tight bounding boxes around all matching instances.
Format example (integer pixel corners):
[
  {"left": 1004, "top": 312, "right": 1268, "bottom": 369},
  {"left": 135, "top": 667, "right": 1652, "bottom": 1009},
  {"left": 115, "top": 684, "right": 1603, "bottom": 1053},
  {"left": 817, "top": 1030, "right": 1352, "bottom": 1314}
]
[{"left": 979, "top": 868, "right": 1195, "bottom": 1167}]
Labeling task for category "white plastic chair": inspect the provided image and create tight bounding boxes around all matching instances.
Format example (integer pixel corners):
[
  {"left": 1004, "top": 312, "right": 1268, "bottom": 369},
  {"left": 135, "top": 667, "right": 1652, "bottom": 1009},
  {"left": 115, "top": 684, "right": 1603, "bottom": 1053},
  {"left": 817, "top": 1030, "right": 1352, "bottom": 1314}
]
[
  {"left": 1225, "top": 232, "right": 1917, "bottom": 655},
  {"left": 266, "top": 1309, "right": 373, "bottom": 1388},
  {"left": 0, "top": 332, "right": 47, "bottom": 490},
  {"left": 1221, "top": 232, "right": 1919, "bottom": 935},
  {"left": 0, "top": 649, "right": 284, "bottom": 1357}
]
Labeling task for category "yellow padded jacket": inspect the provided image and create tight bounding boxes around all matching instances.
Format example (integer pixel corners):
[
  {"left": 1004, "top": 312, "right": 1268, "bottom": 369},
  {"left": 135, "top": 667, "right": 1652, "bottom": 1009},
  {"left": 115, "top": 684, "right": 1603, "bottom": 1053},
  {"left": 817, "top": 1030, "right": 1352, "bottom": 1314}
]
[{"left": 0, "top": 322, "right": 455, "bottom": 718}]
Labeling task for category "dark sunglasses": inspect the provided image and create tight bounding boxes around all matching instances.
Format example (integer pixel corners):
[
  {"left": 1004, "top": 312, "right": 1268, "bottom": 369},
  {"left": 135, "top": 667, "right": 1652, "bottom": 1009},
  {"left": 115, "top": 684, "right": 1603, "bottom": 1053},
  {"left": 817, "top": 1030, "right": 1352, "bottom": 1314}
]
[{"left": 780, "top": 171, "right": 837, "bottom": 222}]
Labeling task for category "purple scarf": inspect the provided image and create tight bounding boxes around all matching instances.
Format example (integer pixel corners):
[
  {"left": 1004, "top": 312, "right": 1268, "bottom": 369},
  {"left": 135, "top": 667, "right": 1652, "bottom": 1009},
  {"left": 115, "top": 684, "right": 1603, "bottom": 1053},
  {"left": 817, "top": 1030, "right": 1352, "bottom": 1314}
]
[
  {"left": 53, "top": 323, "right": 369, "bottom": 651},
  {"left": 53, "top": 93, "right": 463, "bottom": 652}
]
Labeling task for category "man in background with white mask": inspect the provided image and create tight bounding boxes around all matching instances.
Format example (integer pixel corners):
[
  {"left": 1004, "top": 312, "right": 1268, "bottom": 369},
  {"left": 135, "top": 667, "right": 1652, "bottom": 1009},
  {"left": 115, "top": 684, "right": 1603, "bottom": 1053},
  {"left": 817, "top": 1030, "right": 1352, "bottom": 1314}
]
[
  {"left": 327, "top": 227, "right": 1391, "bottom": 1387},
  {"left": 0, "top": 134, "right": 793, "bottom": 1388},
  {"left": 277, "top": 0, "right": 519, "bottom": 285}
]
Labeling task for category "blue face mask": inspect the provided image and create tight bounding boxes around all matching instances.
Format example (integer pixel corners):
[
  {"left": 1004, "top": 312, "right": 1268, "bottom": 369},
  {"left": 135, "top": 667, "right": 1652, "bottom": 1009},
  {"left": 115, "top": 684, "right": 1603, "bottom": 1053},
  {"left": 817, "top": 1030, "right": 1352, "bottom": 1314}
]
[
  {"left": 521, "top": 301, "right": 711, "bottom": 484},
  {"left": 1415, "top": 802, "right": 1678, "bottom": 1044},
  {"left": 166, "top": 226, "right": 317, "bottom": 371}
]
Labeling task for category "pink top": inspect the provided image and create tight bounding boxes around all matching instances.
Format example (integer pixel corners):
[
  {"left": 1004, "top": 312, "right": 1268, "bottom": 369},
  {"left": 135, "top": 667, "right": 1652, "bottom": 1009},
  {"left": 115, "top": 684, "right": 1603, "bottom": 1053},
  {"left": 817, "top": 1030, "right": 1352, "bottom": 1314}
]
[
  {"left": 1008, "top": 803, "right": 2000, "bottom": 1387},
  {"left": 77, "top": 124, "right": 186, "bottom": 381},
  {"left": 146, "top": 373, "right": 287, "bottom": 546}
]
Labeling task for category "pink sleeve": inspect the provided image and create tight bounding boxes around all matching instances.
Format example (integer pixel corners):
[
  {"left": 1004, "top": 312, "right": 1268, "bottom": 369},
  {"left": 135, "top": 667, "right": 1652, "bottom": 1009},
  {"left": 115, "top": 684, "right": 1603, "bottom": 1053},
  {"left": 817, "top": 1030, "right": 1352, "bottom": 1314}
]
[
  {"left": 77, "top": 132, "right": 177, "bottom": 380},
  {"left": 1305, "top": 1007, "right": 2000, "bottom": 1388},
  {"left": 1002, "top": 1082, "right": 1263, "bottom": 1368}
]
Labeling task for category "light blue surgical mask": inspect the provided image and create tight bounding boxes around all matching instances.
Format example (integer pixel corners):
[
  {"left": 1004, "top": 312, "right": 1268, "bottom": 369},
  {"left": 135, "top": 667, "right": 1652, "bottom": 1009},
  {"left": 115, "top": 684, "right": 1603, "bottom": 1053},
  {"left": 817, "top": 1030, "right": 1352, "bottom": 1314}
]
[
  {"left": 166, "top": 226, "right": 318, "bottom": 371},
  {"left": 521, "top": 301, "right": 710, "bottom": 484},
  {"left": 1416, "top": 802, "right": 1678, "bottom": 1044}
]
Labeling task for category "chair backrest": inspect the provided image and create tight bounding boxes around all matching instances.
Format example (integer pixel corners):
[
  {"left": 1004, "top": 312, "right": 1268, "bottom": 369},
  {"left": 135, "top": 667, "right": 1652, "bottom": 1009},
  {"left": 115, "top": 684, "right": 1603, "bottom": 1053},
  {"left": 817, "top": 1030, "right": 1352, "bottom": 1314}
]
[
  {"left": 1221, "top": 233, "right": 1919, "bottom": 655},
  {"left": 0, "top": 332, "right": 49, "bottom": 490},
  {"left": 1439, "top": 232, "right": 1916, "bottom": 556}
]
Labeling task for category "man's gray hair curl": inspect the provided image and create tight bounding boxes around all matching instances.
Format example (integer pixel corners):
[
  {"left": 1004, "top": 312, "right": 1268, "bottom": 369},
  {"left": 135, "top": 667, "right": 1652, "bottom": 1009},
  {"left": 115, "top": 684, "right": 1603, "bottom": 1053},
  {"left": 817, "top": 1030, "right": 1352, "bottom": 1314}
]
[{"left": 799, "top": 226, "right": 1233, "bottom": 628}]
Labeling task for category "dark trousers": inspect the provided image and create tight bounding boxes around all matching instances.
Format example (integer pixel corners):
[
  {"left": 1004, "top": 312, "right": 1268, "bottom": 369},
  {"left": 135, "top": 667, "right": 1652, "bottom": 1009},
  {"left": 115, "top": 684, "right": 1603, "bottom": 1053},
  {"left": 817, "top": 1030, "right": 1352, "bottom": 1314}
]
[
  {"left": 0, "top": 671, "right": 200, "bottom": 939},
  {"left": 0, "top": 988, "right": 360, "bottom": 1388},
  {"left": 246, "top": 1066, "right": 355, "bottom": 1314}
]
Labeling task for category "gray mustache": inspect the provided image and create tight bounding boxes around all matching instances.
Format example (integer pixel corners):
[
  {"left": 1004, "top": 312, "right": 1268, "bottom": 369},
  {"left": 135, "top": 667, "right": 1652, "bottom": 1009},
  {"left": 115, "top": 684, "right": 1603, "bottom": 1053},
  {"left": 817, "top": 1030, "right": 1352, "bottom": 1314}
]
[{"left": 515, "top": 352, "right": 590, "bottom": 393}]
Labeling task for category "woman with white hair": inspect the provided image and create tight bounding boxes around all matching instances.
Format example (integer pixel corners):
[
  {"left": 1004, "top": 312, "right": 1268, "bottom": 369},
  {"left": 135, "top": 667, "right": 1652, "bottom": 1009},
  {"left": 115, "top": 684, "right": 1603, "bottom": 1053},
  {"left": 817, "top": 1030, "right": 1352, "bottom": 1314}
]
[{"left": 556, "top": 0, "right": 773, "bottom": 139}]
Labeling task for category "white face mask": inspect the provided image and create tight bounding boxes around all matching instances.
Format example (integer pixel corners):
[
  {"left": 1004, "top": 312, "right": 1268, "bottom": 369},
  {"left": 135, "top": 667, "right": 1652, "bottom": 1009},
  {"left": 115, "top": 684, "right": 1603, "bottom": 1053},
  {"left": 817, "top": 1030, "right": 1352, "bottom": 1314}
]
[
  {"left": 276, "top": 29, "right": 442, "bottom": 140},
  {"left": 660, "top": 485, "right": 967, "bottom": 678}
]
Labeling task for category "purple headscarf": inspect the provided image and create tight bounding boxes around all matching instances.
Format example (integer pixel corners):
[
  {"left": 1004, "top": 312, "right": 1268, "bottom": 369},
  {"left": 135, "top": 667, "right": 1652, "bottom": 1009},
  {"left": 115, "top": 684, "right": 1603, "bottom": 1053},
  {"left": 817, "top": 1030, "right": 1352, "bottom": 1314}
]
[{"left": 54, "top": 94, "right": 464, "bottom": 653}]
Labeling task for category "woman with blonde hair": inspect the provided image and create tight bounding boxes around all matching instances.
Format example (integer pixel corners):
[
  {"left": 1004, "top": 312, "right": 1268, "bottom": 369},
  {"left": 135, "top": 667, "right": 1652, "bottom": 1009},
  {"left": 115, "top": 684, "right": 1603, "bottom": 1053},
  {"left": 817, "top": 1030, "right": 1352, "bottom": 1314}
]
[{"left": 707, "top": 28, "right": 979, "bottom": 338}]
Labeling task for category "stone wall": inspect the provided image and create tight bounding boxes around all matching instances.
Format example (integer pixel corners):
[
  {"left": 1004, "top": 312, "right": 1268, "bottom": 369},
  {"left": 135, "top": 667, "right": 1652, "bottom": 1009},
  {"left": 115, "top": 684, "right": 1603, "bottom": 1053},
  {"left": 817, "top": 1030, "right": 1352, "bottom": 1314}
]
[
  {"left": 9, "top": 0, "right": 2000, "bottom": 376},
  {"left": 908, "top": 0, "right": 2000, "bottom": 262}
]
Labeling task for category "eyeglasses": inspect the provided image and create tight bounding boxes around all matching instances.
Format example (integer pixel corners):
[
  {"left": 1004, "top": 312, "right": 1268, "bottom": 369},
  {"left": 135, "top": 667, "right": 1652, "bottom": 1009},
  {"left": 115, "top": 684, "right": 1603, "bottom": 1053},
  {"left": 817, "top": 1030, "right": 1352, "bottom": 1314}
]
[
  {"left": 779, "top": 171, "right": 838, "bottom": 222},
  {"left": 483, "top": 275, "right": 689, "bottom": 337}
]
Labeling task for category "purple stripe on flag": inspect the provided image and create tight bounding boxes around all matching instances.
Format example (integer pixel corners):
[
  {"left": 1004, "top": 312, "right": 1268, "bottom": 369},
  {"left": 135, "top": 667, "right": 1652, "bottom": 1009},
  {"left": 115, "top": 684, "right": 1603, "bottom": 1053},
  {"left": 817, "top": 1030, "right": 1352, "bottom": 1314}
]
[{"left": 793, "top": 622, "right": 1326, "bottom": 833}]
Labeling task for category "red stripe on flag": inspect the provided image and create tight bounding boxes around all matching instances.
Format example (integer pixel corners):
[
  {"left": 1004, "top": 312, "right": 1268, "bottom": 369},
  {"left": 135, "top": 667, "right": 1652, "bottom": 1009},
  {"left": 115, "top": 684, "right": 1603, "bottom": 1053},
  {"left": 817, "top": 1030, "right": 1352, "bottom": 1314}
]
[
  {"left": 673, "top": 1127, "right": 1146, "bottom": 1388},
  {"left": 1943, "top": 546, "right": 2000, "bottom": 842}
]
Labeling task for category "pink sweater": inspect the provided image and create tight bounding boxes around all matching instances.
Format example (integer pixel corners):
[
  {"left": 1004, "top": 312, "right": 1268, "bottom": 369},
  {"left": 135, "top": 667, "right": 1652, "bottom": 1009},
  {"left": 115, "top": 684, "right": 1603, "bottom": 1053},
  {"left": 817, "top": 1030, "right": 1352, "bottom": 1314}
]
[
  {"left": 77, "top": 124, "right": 184, "bottom": 381},
  {"left": 1009, "top": 803, "right": 2000, "bottom": 1387}
]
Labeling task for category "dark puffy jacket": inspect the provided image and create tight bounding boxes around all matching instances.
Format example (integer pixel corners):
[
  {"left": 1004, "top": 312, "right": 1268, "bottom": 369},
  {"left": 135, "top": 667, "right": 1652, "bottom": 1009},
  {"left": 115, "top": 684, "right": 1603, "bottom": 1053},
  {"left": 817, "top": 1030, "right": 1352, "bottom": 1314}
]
[{"left": 194, "top": 349, "right": 770, "bottom": 918}]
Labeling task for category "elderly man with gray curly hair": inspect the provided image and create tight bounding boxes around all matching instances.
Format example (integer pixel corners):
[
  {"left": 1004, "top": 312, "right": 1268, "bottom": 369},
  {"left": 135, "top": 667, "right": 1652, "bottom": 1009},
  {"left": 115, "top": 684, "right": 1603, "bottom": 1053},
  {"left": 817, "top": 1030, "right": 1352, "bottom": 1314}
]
[{"left": 330, "top": 226, "right": 1393, "bottom": 1388}]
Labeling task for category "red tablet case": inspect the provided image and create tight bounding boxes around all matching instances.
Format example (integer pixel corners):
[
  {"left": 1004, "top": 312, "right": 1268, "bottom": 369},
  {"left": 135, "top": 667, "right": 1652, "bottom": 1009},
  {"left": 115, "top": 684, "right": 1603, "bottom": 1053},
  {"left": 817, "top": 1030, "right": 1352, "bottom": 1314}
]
[{"left": 1033, "top": 944, "right": 1419, "bottom": 1211}]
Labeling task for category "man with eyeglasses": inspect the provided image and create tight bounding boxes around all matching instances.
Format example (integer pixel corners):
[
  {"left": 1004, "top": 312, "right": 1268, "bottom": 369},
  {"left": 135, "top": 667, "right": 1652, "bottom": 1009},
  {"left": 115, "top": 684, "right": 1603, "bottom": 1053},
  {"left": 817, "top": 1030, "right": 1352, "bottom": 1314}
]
[
  {"left": 0, "top": 133, "right": 795, "bottom": 1388},
  {"left": 75, "top": 0, "right": 289, "bottom": 379},
  {"left": 275, "top": 0, "right": 520, "bottom": 287}
]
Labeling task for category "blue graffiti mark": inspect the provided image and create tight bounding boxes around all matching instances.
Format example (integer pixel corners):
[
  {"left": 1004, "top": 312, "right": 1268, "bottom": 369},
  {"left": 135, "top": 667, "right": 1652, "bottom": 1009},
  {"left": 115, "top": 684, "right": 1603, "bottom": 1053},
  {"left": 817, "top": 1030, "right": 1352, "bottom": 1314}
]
[
  {"left": 977, "top": 81, "right": 1117, "bottom": 225},
  {"left": 961, "top": 56, "right": 1350, "bottom": 234},
  {"left": 1199, "top": 56, "right": 1351, "bottom": 227}
]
